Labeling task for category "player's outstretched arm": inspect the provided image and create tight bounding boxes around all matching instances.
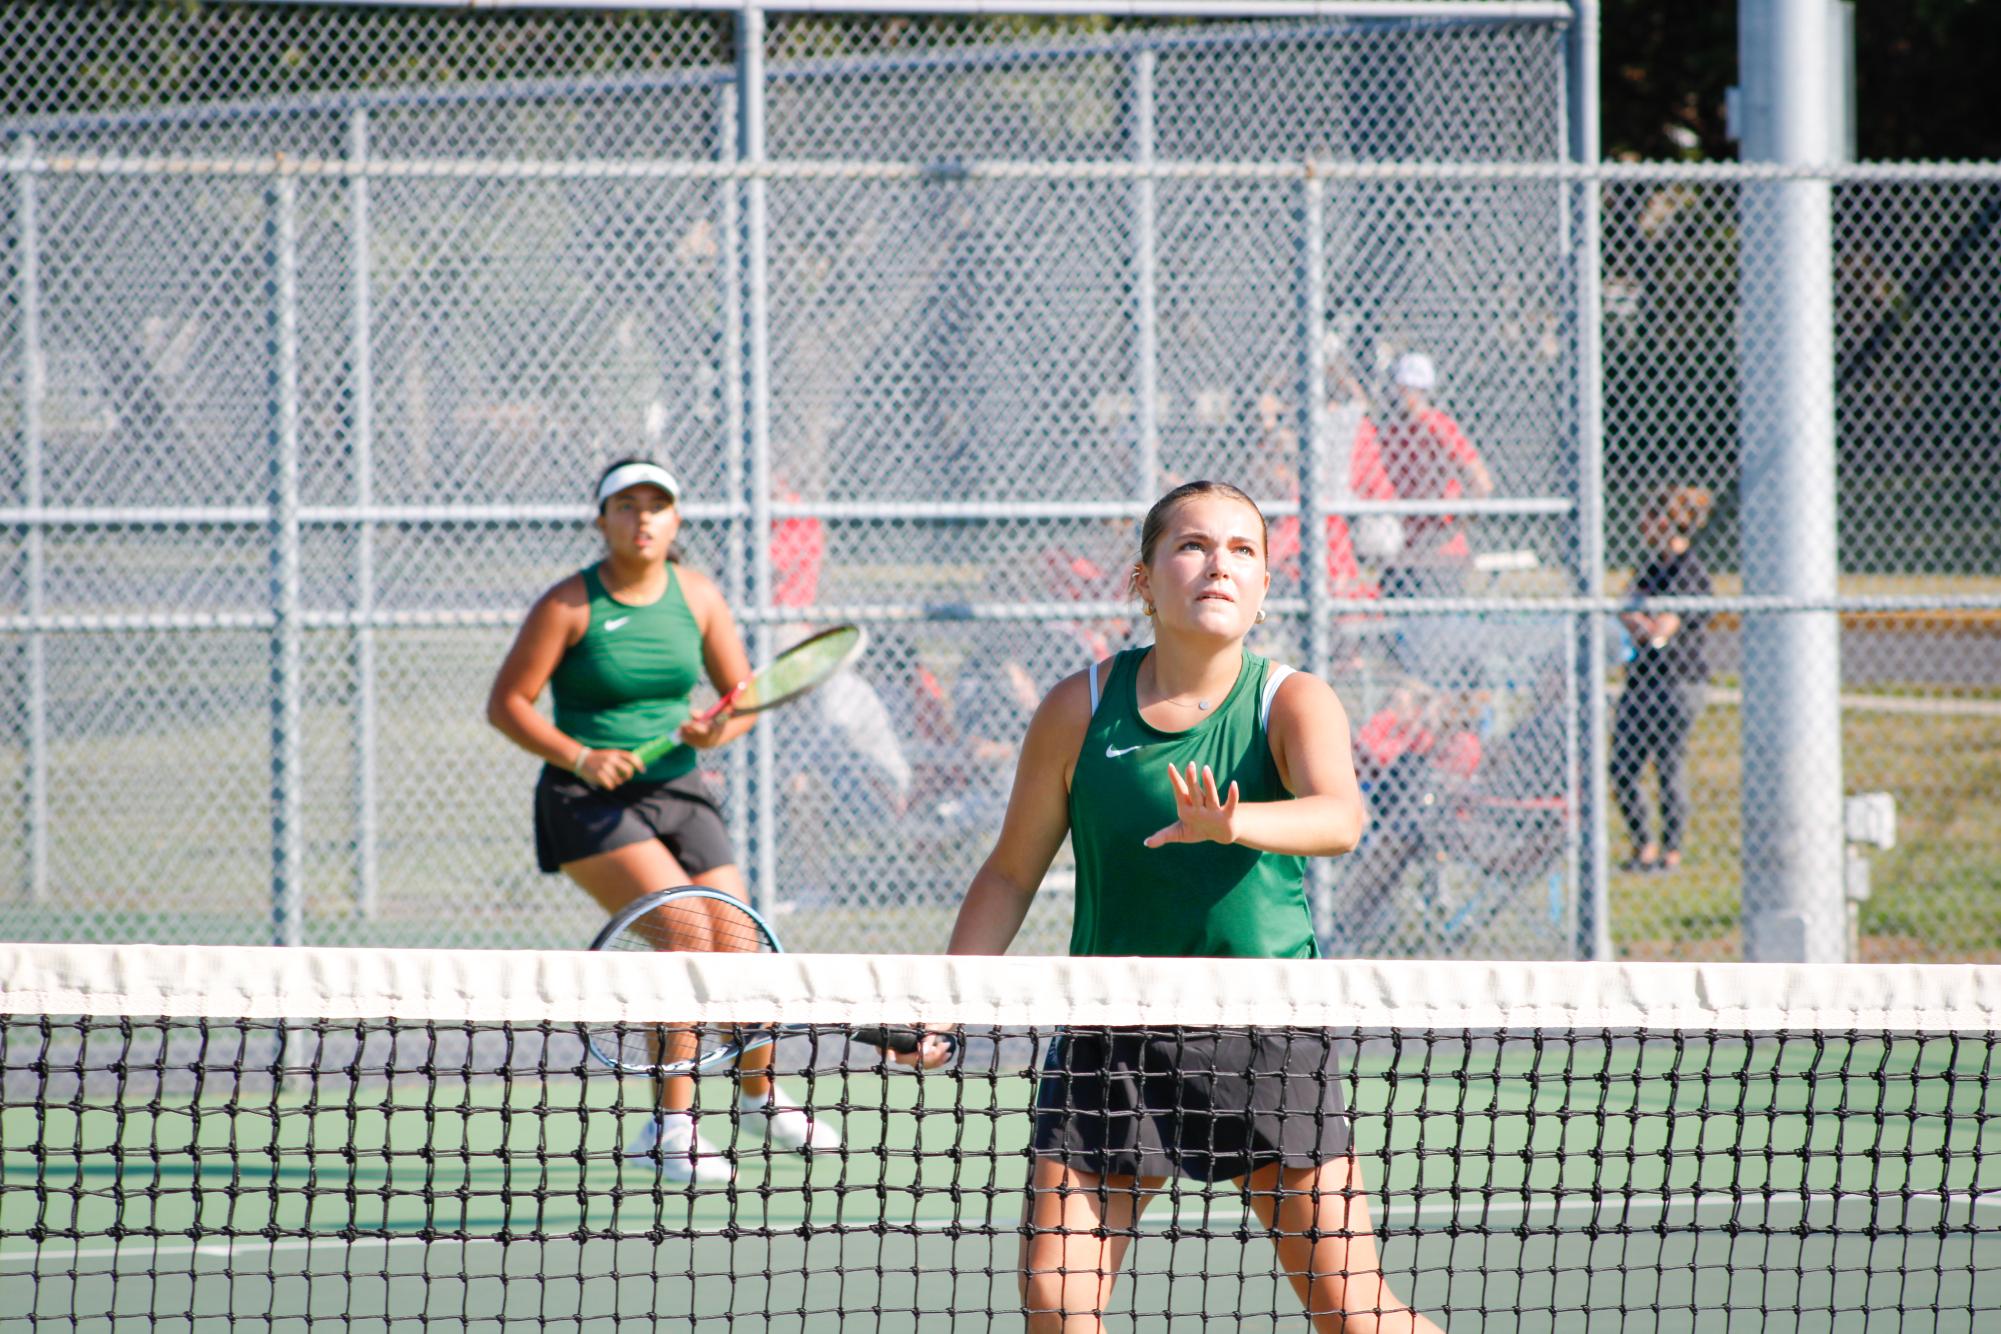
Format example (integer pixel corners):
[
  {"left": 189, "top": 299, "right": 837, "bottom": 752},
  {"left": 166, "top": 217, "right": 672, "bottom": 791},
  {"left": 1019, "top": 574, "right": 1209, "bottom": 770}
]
[{"left": 1143, "top": 671, "right": 1365, "bottom": 857}]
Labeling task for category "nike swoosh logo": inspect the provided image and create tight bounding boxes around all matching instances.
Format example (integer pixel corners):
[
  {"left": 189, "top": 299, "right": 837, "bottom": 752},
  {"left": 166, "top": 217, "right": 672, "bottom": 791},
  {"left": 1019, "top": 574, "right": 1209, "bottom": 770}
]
[
  {"left": 604, "top": 616, "right": 631, "bottom": 632},
  {"left": 1105, "top": 743, "right": 1144, "bottom": 759}
]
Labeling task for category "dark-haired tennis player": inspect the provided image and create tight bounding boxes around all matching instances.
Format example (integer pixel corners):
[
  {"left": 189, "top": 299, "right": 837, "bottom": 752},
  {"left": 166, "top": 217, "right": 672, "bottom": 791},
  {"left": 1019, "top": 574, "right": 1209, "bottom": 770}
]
[
  {"left": 907, "top": 480, "right": 1444, "bottom": 1332},
  {"left": 487, "top": 457, "right": 837, "bottom": 1184}
]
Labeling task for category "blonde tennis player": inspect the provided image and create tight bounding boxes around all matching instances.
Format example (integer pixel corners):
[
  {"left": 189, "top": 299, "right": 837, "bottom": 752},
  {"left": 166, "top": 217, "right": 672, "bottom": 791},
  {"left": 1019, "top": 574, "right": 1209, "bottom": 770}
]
[{"left": 904, "top": 479, "right": 1444, "bottom": 1333}]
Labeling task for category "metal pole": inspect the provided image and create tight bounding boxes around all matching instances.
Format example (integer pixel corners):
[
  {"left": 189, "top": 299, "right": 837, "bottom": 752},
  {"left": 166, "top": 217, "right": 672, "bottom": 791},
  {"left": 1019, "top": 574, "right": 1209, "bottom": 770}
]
[
  {"left": 1131, "top": 50, "right": 1159, "bottom": 499},
  {"left": 1567, "top": 0, "right": 1612, "bottom": 960},
  {"left": 348, "top": 108, "right": 379, "bottom": 919},
  {"left": 1298, "top": 175, "right": 1332, "bottom": 680},
  {"left": 738, "top": 5, "right": 777, "bottom": 918},
  {"left": 268, "top": 164, "right": 305, "bottom": 948},
  {"left": 14, "top": 137, "right": 49, "bottom": 906},
  {"left": 1298, "top": 168, "right": 1335, "bottom": 942},
  {"left": 717, "top": 80, "right": 752, "bottom": 870},
  {"left": 1736, "top": 0, "right": 1844, "bottom": 963}
]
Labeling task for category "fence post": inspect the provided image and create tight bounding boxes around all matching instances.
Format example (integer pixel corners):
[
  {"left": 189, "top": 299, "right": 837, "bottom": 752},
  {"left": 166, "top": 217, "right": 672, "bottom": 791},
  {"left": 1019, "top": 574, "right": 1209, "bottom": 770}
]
[
  {"left": 1736, "top": 0, "right": 1845, "bottom": 963},
  {"left": 1297, "top": 165, "right": 1335, "bottom": 938},
  {"left": 738, "top": 3, "right": 777, "bottom": 918},
  {"left": 717, "top": 80, "right": 753, "bottom": 871},
  {"left": 1131, "top": 50, "right": 1159, "bottom": 499},
  {"left": 268, "top": 161, "right": 305, "bottom": 948},
  {"left": 347, "top": 108, "right": 379, "bottom": 920},
  {"left": 14, "top": 135, "right": 48, "bottom": 907},
  {"left": 1567, "top": 0, "right": 1612, "bottom": 960}
]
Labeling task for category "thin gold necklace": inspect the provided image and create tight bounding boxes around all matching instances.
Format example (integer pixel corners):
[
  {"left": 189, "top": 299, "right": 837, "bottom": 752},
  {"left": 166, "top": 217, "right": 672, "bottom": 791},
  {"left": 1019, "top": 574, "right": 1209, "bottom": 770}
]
[{"left": 1146, "top": 662, "right": 1222, "bottom": 711}]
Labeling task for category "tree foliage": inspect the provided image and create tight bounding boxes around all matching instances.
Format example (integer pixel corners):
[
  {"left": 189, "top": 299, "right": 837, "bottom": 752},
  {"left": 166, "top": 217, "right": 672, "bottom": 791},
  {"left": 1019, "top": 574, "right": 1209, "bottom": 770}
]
[{"left": 1601, "top": 0, "right": 2001, "bottom": 163}]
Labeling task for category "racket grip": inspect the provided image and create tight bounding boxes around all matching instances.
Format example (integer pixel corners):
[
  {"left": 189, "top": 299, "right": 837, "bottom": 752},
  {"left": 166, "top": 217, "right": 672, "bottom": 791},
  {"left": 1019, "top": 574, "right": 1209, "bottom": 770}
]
[
  {"left": 853, "top": 1025, "right": 955, "bottom": 1056},
  {"left": 630, "top": 734, "right": 682, "bottom": 768},
  {"left": 629, "top": 683, "right": 747, "bottom": 768}
]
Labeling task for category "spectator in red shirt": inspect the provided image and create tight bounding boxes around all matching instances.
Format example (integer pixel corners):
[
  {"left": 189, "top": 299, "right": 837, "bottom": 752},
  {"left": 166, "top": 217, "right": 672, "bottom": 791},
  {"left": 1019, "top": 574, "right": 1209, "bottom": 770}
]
[
  {"left": 769, "top": 507, "right": 825, "bottom": 612},
  {"left": 767, "top": 488, "right": 911, "bottom": 815},
  {"left": 1256, "top": 385, "right": 1399, "bottom": 607},
  {"left": 1365, "top": 352, "right": 1493, "bottom": 592},
  {"left": 1365, "top": 352, "right": 1493, "bottom": 687},
  {"left": 1035, "top": 518, "right": 1135, "bottom": 662}
]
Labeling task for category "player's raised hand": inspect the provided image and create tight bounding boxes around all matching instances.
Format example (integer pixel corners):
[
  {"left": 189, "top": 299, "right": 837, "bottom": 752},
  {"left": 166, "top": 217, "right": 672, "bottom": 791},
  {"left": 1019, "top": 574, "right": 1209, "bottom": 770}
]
[
  {"left": 888, "top": 1029, "right": 956, "bottom": 1070},
  {"left": 575, "top": 747, "right": 642, "bottom": 789},
  {"left": 1144, "top": 762, "right": 1240, "bottom": 848},
  {"left": 678, "top": 693, "right": 739, "bottom": 750},
  {"left": 857, "top": 1025, "right": 956, "bottom": 1069}
]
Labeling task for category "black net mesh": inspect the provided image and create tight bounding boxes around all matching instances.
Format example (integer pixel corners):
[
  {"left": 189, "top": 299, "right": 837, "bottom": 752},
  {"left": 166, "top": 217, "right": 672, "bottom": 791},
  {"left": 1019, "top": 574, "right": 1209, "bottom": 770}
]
[{"left": 3, "top": 946, "right": 1997, "bottom": 1330}]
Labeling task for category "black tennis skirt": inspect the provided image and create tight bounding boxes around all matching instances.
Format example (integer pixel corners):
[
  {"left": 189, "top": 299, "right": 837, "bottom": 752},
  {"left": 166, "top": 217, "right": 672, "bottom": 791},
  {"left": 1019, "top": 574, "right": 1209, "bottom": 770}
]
[
  {"left": 1031, "top": 1026, "right": 1352, "bottom": 1183},
  {"left": 534, "top": 766, "right": 734, "bottom": 876}
]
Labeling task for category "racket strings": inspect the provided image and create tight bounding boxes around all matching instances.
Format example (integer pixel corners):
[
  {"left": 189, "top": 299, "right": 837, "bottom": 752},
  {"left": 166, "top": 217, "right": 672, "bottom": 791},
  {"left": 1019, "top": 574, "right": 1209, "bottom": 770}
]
[
  {"left": 588, "top": 890, "right": 779, "bottom": 1075},
  {"left": 602, "top": 896, "right": 773, "bottom": 955},
  {"left": 739, "top": 625, "right": 864, "bottom": 713}
]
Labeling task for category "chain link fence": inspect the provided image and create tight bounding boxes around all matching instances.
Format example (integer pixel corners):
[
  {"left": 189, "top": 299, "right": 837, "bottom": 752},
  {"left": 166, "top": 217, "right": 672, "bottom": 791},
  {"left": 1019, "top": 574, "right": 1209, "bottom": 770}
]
[
  {"left": 1600, "top": 162, "right": 2001, "bottom": 962},
  {"left": 0, "top": 1, "right": 1993, "bottom": 962}
]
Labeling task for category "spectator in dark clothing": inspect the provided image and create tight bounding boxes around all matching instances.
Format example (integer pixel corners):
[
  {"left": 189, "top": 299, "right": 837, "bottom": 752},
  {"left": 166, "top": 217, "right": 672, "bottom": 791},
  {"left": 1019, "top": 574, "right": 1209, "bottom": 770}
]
[{"left": 1611, "top": 486, "right": 1715, "bottom": 874}]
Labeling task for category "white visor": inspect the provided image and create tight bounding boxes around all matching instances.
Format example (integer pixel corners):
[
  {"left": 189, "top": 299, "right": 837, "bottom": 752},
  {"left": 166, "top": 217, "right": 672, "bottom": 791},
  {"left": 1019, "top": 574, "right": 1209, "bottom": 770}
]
[
  {"left": 595, "top": 461, "right": 681, "bottom": 506},
  {"left": 1392, "top": 353, "right": 1437, "bottom": 391}
]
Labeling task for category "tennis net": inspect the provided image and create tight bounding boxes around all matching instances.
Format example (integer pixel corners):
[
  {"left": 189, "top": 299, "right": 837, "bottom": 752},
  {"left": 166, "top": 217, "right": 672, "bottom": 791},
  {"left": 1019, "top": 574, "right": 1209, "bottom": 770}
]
[{"left": 3, "top": 943, "right": 1998, "bottom": 1332}]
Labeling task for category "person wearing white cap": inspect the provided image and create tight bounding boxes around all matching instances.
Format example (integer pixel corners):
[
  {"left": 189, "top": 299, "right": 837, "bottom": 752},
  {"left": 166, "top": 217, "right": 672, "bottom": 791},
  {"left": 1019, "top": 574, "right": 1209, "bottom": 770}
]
[
  {"left": 487, "top": 456, "right": 840, "bottom": 1184},
  {"left": 1355, "top": 351, "right": 1494, "bottom": 684}
]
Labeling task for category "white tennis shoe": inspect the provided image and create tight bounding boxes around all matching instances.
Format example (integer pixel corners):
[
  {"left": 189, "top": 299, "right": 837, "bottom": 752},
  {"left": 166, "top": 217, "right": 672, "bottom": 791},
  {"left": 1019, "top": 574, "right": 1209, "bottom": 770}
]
[
  {"left": 625, "top": 1113, "right": 733, "bottom": 1185},
  {"left": 735, "top": 1086, "right": 840, "bottom": 1152}
]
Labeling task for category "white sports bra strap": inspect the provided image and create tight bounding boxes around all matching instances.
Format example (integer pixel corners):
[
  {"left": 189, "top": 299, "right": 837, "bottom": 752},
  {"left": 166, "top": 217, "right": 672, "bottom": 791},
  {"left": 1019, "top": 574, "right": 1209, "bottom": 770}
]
[
  {"left": 1088, "top": 657, "right": 1103, "bottom": 714},
  {"left": 1260, "top": 663, "right": 1295, "bottom": 731}
]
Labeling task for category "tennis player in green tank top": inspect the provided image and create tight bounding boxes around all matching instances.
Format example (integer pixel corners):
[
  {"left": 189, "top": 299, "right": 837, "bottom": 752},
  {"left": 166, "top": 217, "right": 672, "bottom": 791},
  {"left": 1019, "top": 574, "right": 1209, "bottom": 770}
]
[
  {"left": 903, "top": 481, "right": 1443, "bottom": 1333},
  {"left": 488, "top": 458, "right": 839, "bottom": 1184}
]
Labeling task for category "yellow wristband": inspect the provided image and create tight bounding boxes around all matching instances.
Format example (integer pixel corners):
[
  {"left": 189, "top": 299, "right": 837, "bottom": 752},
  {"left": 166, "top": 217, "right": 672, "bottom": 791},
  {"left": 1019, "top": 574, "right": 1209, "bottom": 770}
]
[{"left": 570, "top": 746, "right": 590, "bottom": 775}]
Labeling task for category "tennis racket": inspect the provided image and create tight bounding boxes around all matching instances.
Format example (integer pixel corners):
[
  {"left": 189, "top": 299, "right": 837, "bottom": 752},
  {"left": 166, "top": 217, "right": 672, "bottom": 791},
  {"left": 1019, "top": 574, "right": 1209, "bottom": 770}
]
[
  {"left": 632, "top": 624, "right": 867, "bottom": 768},
  {"left": 582, "top": 885, "right": 956, "bottom": 1072},
  {"left": 584, "top": 886, "right": 786, "bottom": 1077}
]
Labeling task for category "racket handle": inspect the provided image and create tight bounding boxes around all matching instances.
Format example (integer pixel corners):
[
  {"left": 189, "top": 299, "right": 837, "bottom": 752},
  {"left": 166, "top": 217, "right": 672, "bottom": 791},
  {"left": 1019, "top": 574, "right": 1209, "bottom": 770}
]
[
  {"left": 696, "top": 680, "right": 747, "bottom": 725},
  {"left": 852, "top": 1025, "right": 956, "bottom": 1057},
  {"left": 629, "top": 682, "right": 749, "bottom": 768},
  {"left": 630, "top": 734, "right": 683, "bottom": 768}
]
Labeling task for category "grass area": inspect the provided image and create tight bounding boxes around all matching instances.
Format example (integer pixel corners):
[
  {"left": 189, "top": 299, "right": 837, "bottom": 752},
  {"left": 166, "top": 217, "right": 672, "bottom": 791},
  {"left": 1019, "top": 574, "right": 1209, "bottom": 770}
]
[
  {"left": 3, "top": 613, "right": 1997, "bottom": 959},
  {"left": 1610, "top": 693, "right": 2001, "bottom": 962},
  {"left": 1627, "top": 571, "right": 2001, "bottom": 601}
]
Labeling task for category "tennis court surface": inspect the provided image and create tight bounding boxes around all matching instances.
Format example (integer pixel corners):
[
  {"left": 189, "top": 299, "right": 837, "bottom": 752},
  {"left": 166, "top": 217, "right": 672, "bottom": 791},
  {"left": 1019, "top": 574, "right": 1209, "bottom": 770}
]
[{"left": 3, "top": 944, "right": 1997, "bottom": 1331}]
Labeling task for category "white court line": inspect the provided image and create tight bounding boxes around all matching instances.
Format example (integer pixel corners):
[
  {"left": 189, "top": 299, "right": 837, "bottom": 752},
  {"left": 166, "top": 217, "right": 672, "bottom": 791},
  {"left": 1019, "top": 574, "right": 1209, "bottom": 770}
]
[
  {"left": 0, "top": 1234, "right": 498, "bottom": 1266},
  {"left": 8, "top": 1189, "right": 1998, "bottom": 1266},
  {"left": 1386, "top": 1189, "right": 2001, "bottom": 1227}
]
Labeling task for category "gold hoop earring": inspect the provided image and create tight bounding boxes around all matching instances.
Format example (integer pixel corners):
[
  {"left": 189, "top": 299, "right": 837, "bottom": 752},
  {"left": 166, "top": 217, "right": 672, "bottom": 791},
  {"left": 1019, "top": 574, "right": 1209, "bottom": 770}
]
[
  {"left": 1143, "top": 602, "right": 1156, "bottom": 618},
  {"left": 1254, "top": 607, "right": 1267, "bottom": 624}
]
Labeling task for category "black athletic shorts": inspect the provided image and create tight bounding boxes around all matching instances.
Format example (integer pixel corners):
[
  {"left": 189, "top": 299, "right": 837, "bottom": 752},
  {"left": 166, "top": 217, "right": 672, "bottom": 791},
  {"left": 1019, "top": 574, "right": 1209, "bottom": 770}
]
[
  {"left": 534, "top": 766, "right": 734, "bottom": 876},
  {"left": 1031, "top": 1026, "right": 1352, "bottom": 1183}
]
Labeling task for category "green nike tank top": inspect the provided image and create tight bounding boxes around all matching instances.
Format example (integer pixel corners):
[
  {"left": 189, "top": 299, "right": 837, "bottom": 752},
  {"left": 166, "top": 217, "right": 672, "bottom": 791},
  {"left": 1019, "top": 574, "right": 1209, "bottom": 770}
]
[
  {"left": 549, "top": 563, "right": 704, "bottom": 782},
  {"left": 1066, "top": 646, "right": 1315, "bottom": 959}
]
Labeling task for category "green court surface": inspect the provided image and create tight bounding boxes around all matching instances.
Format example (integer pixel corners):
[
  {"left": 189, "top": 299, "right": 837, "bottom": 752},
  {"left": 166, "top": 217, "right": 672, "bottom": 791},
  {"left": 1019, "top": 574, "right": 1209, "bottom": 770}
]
[{"left": 3, "top": 1035, "right": 1998, "bottom": 1331}]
